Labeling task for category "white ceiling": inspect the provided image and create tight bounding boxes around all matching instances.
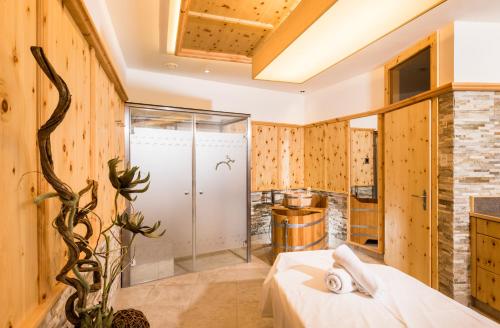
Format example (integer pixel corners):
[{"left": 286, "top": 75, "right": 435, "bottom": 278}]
[{"left": 105, "top": 0, "right": 500, "bottom": 94}]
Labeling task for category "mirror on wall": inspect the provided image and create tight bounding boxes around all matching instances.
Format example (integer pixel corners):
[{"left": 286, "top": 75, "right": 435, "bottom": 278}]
[{"left": 349, "top": 115, "right": 382, "bottom": 253}]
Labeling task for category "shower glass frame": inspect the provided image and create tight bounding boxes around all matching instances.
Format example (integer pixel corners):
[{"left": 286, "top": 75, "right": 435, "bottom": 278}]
[{"left": 121, "top": 102, "right": 252, "bottom": 287}]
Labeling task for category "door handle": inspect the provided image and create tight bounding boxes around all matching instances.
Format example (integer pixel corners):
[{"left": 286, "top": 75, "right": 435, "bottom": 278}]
[
  {"left": 184, "top": 191, "right": 190, "bottom": 195},
  {"left": 199, "top": 191, "right": 204, "bottom": 195},
  {"left": 411, "top": 190, "right": 427, "bottom": 210}
]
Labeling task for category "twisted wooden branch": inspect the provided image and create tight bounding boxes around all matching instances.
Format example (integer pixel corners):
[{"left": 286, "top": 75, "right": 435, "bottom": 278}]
[{"left": 31, "top": 46, "right": 102, "bottom": 326}]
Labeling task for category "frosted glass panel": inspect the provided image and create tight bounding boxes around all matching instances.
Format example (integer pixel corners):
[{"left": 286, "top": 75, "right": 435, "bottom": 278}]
[
  {"left": 130, "top": 127, "right": 193, "bottom": 283},
  {"left": 196, "top": 131, "right": 247, "bottom": 256}
]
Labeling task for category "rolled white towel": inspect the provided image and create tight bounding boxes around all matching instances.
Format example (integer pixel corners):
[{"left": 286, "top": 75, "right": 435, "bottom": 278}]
[
  {"left": 324, "top": 266, "right": 357, "bottom": 294},
  {"left": 332, "top": 244, "right": 385, "bottom": 298}
]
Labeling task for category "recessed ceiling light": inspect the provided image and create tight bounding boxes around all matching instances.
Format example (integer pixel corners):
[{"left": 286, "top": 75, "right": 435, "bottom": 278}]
[
  {"left": 253, "top": 0, "right": 446, "bottom": 83},
  {"left": 164, "top": 62, "right": 178, "bottom": 70},
  {"left": 204, "top": 69, "right": 211, "bottom": 74},
  {"left": 167, "top": 0, "right": 182, "bottom": 54}
]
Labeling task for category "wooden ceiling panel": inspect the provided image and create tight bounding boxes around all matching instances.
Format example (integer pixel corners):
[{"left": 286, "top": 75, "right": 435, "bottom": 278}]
[
  {"left": 183, "top": 16, "right": 266, "bottom": 57},
  {"left": 176, "top": 0, "right": 302, "bottom": 63},
  {"left": 189, "top": 0, "right": 301, "bottom": 26}
]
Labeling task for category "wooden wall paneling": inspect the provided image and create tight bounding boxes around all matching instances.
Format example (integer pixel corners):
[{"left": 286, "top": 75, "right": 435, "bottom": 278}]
[
  {"left": 431, "top": 97, "right": 439, "bottom": 288},
  {"left": 277, "top": 126, "right": 304, "bottom": 189},
  {"left": 350, "top": 128, "right": 375, "bottom": 187},
  {"left": 38, "top": 0, "right": 92, "bottom": 300},
  {"left": 0, "top": 0, "right": 39, "bottom": 326},
  {"left": 90, "top": 51, "right": 115, "bottom": 230},
  {"left": 304, "top": 124, "right": 325, "bottom": 190},
  {"left": 251, "top": 123, "right": 278, "bottom": 191},
  {"left": 377, "top": 114, "right": 385, "bottom": 254},
  {"left": 324, "top": 121, "right": 348, "bottom": 193}
]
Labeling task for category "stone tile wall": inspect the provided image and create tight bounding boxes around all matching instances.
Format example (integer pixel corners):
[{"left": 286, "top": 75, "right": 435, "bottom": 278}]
[
  {"left": 438, "top": 91, "right": 500, "bottom": 304},
  {"left": 251, "top": 190, "right": 348, "bottom": 247}
]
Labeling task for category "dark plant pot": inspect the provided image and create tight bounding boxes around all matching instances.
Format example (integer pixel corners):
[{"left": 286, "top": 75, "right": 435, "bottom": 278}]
[{"left": 112, "top": 309, "right": 150, "bottom": 328}]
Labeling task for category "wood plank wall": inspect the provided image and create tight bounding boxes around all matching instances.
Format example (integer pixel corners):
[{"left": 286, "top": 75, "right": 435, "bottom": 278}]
[
  {"left": 278, "top": 126, "right": 304, "bottom": 189},
  {"left": 324, "top": 122, "right": 349, "bottom": 193},
  {"left": 251, "top": 122, "right": 305, "bottom": 191},
  {"left": 252, "top": 121, "right": 349, "bottom": 193},
  {"left": 304, "top": 124, "right": 325, "bottom": 189},
  {"left": 351, "top": 128, "right": 375, "bottom": 186},
  {"left": 0, "top": 0, "right": 126, "bottom": 326}
]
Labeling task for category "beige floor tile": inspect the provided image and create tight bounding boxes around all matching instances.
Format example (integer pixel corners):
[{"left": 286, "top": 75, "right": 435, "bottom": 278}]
[
  {"left": 197, "top": 267, "right": 238, "bottom": 284},
  {"left": 237, "top": 279, "right": 264, "bottom": 304},
  {"left": 235, "top": 267, "right": 269, "bottom": 282},
  {"left": 237, "top": 302, "right": 273, "bottom": 328},
  {"left": 112, "top": 284, "right": 155, "bottom": 309},
  {"left": 134, "top": 304, "right": 185, "bottom": 328},
  {"left": 189, "top": 282, "right": 238, "bottom": 305},
  {"left": 179, "top": 302, "right": 238, "bottom": 328},
  {"left": 155, "top": 271, "right": 200, "bottom": 286},
  {"left": 145, "top": 284, "right": 196, "bottom": 309}
]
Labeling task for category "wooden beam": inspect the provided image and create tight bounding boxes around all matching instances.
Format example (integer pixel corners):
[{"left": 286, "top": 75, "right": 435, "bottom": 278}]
[
  {"left": 177, "top": 48, "right": 252, "bottom": 64},
  {"left": 188, "top": 11, "right": 274, "bottom": 29},
  {"left": 252, "top": 0, "right": 338, "bottom": 79},
  {"left": 62, "top": 0, "right": 128, "bottom": 101}
]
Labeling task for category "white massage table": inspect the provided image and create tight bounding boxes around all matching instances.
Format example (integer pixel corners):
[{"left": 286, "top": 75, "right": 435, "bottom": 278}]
[{"left": 261, "top": 250, "right": 498, "bottom": 328}]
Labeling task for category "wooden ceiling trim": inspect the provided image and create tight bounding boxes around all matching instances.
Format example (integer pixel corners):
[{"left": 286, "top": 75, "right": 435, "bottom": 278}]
[
  {"left": 176, "top": 0, "right": 192, "bottom": 54},
  {"left": 177, "top": 48, "right": 252, "bottom": 64},
  {"left": 188, "top": 11, "right": 274, "bottom": 29},
  {"left": 252, "top": 0, "right": 337, "bottom": 78}
]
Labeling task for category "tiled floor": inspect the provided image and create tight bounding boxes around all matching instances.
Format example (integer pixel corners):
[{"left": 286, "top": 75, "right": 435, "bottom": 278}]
[{"left": 112, "top": 246, "right": 381, "bottom": 327}]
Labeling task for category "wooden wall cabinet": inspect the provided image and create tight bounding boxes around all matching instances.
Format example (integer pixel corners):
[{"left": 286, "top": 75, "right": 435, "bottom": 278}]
[{"left": 471, "top": 197, "right": 500, "bottom": 320}]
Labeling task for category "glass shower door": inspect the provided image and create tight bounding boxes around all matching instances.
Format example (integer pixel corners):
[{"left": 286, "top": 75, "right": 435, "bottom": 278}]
[
  {"left": 128, "top": 109, "right": 194, "bottom": 284},
  {"left": 193, "top": 114, "right": 249, "bottom": 270}
]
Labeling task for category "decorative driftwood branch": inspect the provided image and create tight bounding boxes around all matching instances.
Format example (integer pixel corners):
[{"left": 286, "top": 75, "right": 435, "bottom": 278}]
[
  {"left": 31, "top": 46, "right": 102, "bottom": 325},
  {"left": 32, "top": 46, "right": 164, "bottom": 328}
]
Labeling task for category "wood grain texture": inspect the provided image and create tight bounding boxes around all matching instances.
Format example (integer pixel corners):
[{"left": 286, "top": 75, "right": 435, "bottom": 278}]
[
  {"left": 251, "top": 123, "right": 278, "bottom": 191},
  {"left": 471, "top": 214, "right": 500, "bottom": 313},
  {"left": 349, "top": 196, "right": 378, "bottom": 245},
  {"left": 0, "top": 1, "right": 126, "bottom": 325},
  {"left": 38, "top": 0, "right": 93, "bottom": 300},
  {"left": 324, "top": 122, "right": 348, "bottom": 193},
  {"left": 350, "top": 128, "right": 375, "bottom": 187},
  {"left": 476, "top": 268, "right": 500, "bottom": 312},
  {"left": 278, "top": 126, "right": 304, "bottom": 189},
  {"left": 476, "top": 234, "right": 500, "bottom": 275},
  {"left": 304, "top": 125, "right": 325, "bottom": 190},
  {"left": 384, "top": 100, "right": 432, "bottom": 286},
  {"left": 0, "top": 0, "right": 39, "bottom": 326},
  {"left": 271, "top": 208, "right": 326, "bottom": 257},
  {"left": 179, "top": 0, "right": 301, "bottom": 61}
]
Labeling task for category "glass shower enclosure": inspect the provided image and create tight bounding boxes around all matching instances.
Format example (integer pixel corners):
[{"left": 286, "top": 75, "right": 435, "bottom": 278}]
[{"left": 122, "top": 103, "right": 251, "bottom": 287}]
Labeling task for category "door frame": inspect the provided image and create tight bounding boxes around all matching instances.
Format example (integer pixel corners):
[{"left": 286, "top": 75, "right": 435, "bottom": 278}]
[{"left": 122, "top": 102, "right": 251, "bottom": 287}]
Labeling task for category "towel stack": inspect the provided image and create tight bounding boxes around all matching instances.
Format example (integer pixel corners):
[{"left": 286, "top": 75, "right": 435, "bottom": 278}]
[{"left": 324, "top": 244, "right": 385, "bottom": 298}]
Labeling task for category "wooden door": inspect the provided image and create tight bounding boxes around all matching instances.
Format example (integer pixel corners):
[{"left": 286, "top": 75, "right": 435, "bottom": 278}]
[{"left": 384, "top": 100, "right": 432, "bottom": 285}]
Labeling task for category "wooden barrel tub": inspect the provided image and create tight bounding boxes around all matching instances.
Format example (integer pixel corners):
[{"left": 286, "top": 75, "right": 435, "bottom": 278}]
[{"left": 271, "top": 208, "right": 327, "bottom": 256}]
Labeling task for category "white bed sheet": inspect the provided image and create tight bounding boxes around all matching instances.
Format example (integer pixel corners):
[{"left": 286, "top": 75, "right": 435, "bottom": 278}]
[{"left": 261, "top": 250, "right": 498, "bottom": 328}]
